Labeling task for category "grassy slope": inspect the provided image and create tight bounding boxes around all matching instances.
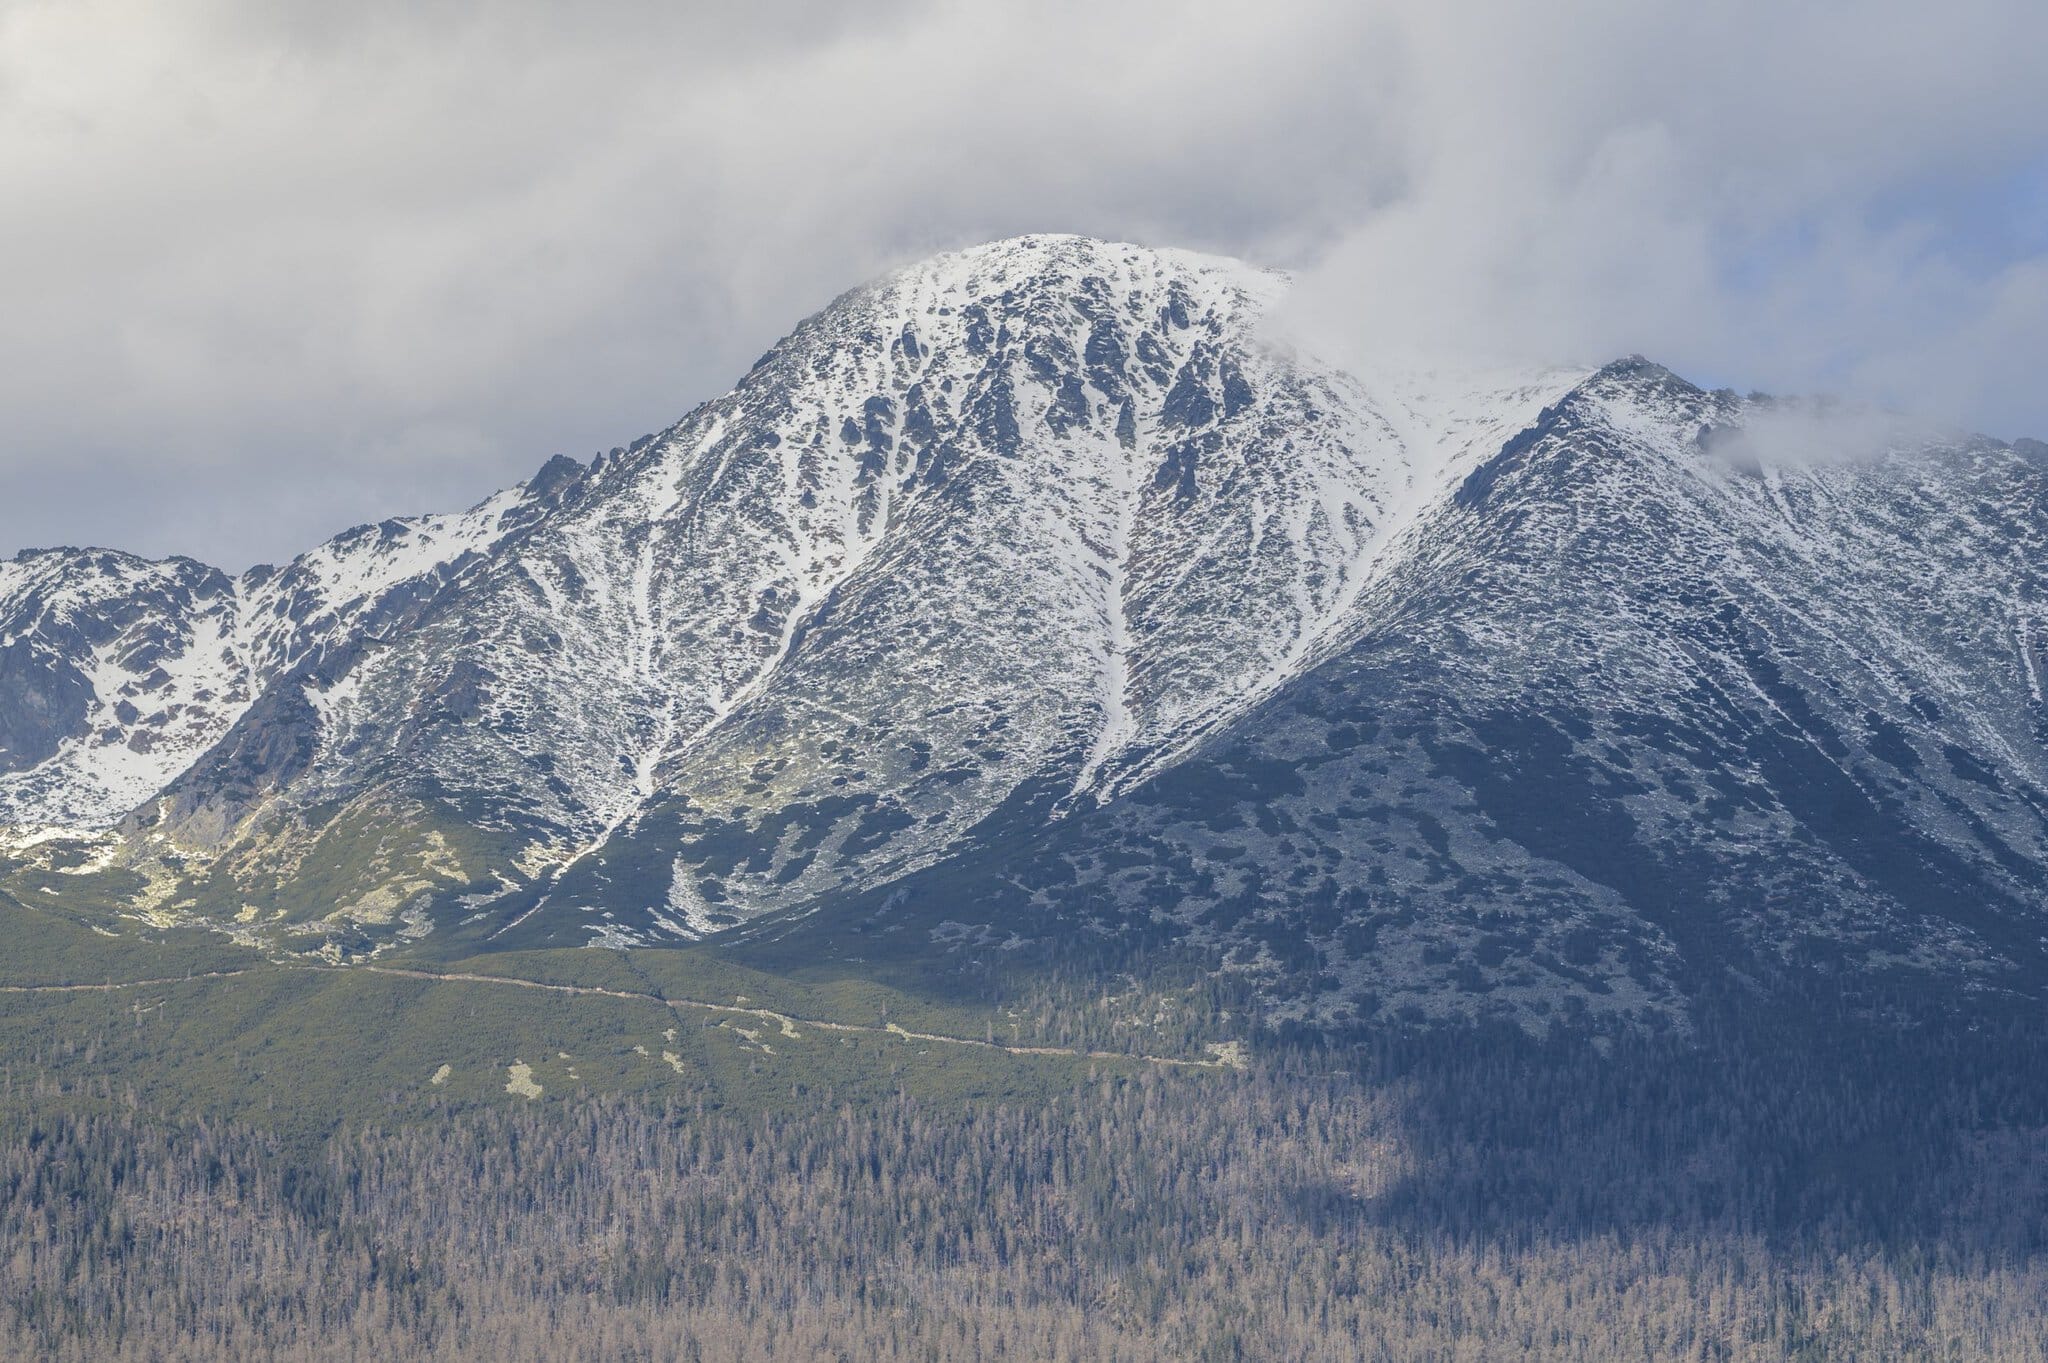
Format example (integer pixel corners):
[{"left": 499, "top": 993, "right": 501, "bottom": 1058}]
[
  {"left": 0, "top": 896, "right": 1202, "bottom": 1145},
  {"left": 0, "top": 887, "right": 262, "bottom": 985}
]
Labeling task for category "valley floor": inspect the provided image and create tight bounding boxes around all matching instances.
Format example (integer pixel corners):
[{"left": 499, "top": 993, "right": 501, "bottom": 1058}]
[
  {"left": 3, "top": 1019, "right": 2046, "bottom": 1362},
  {"left": 1, "top": 913, "right": 2045, "bottom": 1361}
]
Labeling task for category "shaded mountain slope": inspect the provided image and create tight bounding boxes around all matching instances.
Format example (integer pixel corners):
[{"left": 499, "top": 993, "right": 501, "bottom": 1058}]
[{"left": 4, "top": 238, "right": 2045, "bottom": 1030}]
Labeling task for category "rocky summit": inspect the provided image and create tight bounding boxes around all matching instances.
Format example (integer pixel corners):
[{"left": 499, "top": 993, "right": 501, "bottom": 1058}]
[{"left": 5, "top": 234, "right": 2046, "bottom": 1030}]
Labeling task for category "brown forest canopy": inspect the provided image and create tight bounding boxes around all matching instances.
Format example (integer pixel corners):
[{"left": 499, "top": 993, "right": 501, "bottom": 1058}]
[{"left": 2, "top": 1023, "right": 2046, "bottom": 1363}]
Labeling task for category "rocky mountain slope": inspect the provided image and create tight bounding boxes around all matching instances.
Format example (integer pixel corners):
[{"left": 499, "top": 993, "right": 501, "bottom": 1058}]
[
  {"left": 835, "top": 361, "right": 2048, "bottom": 1029},
  {"left": 4, "top": 235, "right": 2044, "bottom": 1027}
]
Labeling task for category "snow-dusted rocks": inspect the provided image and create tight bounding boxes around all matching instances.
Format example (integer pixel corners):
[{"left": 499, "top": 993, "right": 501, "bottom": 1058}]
[
  {"left": 4, "top": 236, "right": 2046, "bottom": 1029},
  {"left": 890, "top": 358, "right": 2048, "bottom": 1029},
  {"left": 1, "top": 478, "right": 546, "bottom": 844},
  {"left": 0, "top": 550, "right": 242, "bottom": 834}
]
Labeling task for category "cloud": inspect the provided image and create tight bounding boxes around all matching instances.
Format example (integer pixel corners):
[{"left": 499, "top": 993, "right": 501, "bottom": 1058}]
[
  {"left": 2, "top": 0, "right": 2045, "bottom": 566},
  {"left": 1277, "top": 2, "right": 2048, "bottom": 421},
  {"left": 1701, "top": 402, "right": 1942, "bottom": 479}
]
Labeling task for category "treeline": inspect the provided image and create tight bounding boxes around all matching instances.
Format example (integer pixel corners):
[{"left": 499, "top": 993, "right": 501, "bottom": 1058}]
[{"left": 2, "top": 1019, "right": 2046, "bottom": 1362}]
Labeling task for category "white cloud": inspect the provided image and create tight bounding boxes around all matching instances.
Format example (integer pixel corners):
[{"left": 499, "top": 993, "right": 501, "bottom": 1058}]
[
  {"left": 2, "top": 0, "right": 2044, "bottom": 565},
  {"left": 1279, "top": 1, "right": 2048, "bottom": 417}
]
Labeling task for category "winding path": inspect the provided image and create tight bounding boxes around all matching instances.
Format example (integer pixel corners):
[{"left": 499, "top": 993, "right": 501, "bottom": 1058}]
[{"left": 0, "top": 963, "right": 1246, "bottom": 1072}]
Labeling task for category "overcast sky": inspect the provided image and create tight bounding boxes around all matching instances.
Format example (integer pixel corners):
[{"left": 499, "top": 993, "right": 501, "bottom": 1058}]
[{"left": 5, "top": 0, "right": 2046, "bottom": 568}]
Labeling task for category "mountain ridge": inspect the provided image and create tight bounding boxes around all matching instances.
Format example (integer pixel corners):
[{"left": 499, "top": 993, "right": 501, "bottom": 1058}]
[{"left": 4, "top": 234, "right": 2044, "bottom": 1030}]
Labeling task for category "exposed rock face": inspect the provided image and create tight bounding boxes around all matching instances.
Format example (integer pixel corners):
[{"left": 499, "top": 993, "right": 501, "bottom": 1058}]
[
  {"left": 880, "top": 360, "right": 2048, "bottom": 1029},
  {"left": 1, "top": 550, "right": 242, "bottom": 827},
  {"left": 5, "top": 236, "right": 2046, "bottom": 1029}
]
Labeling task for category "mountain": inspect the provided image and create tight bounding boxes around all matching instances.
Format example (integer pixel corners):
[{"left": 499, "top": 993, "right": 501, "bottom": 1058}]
[
  {"left": 4, "top": 234, "right": 2046, "bottom": 1029},
  {"left": 828, "top": 361, "right": 2048, "bottom": 1030},
  {"left": 0, "top": 490, "right": 542, "bottom": 833}
]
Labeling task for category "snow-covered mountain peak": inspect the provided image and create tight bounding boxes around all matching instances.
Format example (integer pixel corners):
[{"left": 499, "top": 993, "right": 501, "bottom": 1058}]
[
  {"left": 9, "top": 238, "right": 2043, "bottom": 1032},
  {"left": 3, "top": 237, "right": 1584, "bottom": 925},
  {"left": 879, "top": 233, "right": 1283, "bottom": 317},
  {"left": 1, "top": 548, "right": 245, "bottom": 835},
  {"left": 0, "top": 473, "right": 554, "bottom": 840}
]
